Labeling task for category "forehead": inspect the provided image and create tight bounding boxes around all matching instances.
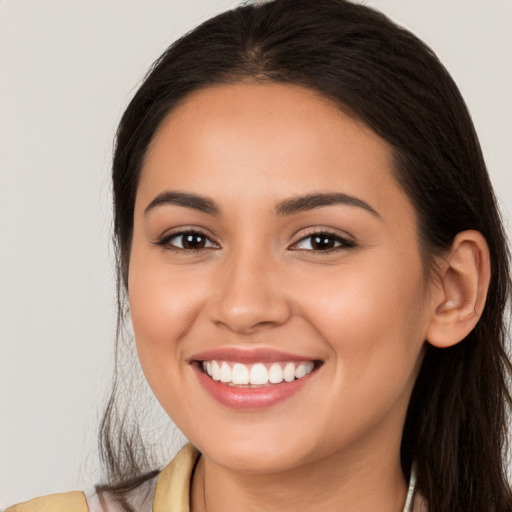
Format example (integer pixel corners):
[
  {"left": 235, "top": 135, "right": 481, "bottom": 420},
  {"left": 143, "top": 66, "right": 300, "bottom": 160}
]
[{"left": 138, "top": 82, "right": 408, "bottom": 219}]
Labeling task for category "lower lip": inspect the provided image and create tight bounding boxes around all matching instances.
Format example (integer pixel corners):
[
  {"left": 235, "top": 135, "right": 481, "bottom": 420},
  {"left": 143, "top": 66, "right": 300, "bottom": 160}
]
[{"left": 192, "top": 364, "right": 315, "bottom": 410}]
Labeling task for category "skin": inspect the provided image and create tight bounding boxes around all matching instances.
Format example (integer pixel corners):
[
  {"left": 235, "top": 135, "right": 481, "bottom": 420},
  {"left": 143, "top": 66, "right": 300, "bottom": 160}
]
[{"left": 128, "top": 82, "right": 454, "bottom": 511}]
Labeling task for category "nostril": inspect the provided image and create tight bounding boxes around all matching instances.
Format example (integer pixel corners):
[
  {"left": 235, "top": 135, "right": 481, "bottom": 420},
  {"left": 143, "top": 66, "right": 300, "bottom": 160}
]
[{"left": 209, "top": 296, "right": 292, "bottom": 335}]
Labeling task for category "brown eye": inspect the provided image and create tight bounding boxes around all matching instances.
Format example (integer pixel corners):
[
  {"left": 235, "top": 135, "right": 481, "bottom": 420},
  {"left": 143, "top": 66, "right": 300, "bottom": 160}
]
[
  {"left": 181, "top": 232, "right": 207, "bottom": 249},
  {"left": 157, "top": 230, "right": 218, "bottom": 251},
  {"left": 293, "top": 232, "right": 356, "bottom": 252},
  {"left": 311, "top": 234, "right": 337, "bottom": 250}
]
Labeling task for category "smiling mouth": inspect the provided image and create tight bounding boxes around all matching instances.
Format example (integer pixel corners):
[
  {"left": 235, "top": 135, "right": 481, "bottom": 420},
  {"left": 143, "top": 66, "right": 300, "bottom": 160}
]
[{"left": 199, "top": 360, "right": 319, "bottom": 387}]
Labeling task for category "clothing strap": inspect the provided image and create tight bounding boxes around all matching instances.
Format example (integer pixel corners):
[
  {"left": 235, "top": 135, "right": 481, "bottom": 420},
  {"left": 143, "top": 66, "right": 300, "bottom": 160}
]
[{"left": 403, "top": 463, "right": 417, "bottom": 512}]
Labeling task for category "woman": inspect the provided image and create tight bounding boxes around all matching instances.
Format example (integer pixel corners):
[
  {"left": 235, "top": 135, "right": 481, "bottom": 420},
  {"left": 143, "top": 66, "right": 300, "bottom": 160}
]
[{"left": 8, "top": 0, "right": 511, "bottom": 511}]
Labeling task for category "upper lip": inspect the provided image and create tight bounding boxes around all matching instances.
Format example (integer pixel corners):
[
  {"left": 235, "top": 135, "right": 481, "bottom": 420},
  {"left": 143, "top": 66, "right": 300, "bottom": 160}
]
[{"left": 189, "top": 347, "right": 319, "bottom": 364}]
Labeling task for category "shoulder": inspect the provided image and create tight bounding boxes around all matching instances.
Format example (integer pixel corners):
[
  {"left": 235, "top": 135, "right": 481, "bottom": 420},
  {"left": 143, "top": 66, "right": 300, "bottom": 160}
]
[
  {"left": 5, "top": 491, "right": 88, "bottom": 512},
  {"left": 5, "top": 444, "right": 199, "bottom": 512}
]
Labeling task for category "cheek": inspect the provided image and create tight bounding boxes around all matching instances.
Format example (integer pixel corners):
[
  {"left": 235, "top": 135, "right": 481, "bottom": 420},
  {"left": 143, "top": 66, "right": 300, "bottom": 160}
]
[
  {"left": 129, "top": 238, "right": 207, "bottom": 331},
  {"left": 295, "top": 253, "right": 428, "bottom": 374},
  {"left": 129, "top": 273, "right": 198, "bottom": 345},
  {"left": 127, "top": 250, "right": 206, "bottom": 389}
]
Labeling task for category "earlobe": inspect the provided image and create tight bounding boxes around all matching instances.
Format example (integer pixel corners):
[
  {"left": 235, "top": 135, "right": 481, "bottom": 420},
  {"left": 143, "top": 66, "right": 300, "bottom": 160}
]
[{"left": 426, "top": 230, "right": 491, "bottom": 348}]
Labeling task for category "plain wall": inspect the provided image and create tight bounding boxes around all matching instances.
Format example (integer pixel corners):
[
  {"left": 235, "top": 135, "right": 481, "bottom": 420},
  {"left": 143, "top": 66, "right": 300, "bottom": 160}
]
[{"left": 1, "top": 0, "right": 511, "bottom": 506}]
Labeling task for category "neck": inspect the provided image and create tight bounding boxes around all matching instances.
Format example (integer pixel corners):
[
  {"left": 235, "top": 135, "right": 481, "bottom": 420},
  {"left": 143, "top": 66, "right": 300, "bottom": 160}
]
[{"left": 191, "top": 435, "right": 408, "bottom": 512}]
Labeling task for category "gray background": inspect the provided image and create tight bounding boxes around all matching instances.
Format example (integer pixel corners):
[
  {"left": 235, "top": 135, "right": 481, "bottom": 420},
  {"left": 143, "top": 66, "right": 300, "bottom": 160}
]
[{"left": 1, "top": 0, "right": 511, "bottom": 506}]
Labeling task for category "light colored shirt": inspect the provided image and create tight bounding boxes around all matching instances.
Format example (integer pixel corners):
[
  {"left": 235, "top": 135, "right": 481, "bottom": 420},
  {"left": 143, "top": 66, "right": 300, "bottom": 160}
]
[{"left": 8, "top": 443, "right": 427, "bottom": 511}]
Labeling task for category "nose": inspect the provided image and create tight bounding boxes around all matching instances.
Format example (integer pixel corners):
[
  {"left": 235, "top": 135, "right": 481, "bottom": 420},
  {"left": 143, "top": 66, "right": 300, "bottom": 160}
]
[{"left": 207, "top": 248, "right": 292, "bottom": 335}]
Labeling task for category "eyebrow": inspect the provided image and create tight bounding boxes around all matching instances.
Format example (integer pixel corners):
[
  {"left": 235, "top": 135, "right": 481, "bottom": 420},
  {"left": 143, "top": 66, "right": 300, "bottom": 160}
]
[
  {"left": 144, "top": 190, "right": 380, "bottom": 218},
  {"left": 275, "top": 193, "right": 381, "bottom": 218},
  {"left": 144, "top": 190, "right": 220, "bottom": 215}
]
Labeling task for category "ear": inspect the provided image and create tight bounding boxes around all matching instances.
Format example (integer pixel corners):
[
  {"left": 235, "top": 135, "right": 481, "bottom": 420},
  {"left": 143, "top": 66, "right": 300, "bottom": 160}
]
[{"left": 426, "top": 230, "right": 491, "bottom": 348}]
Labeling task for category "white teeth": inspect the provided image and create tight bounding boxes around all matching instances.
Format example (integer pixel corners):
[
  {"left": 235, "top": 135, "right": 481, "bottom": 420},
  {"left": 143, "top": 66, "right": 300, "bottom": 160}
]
[
  {"left": 268, "top": 363, "right": 283, "bottom": 383},
  {"left": 232, "top": 363, "right": 249, "bottom": 385},
  {"left": 249, "top": 363, "right": 269, "bottom": 385},
  {"left": 295, "top": 364, "right": 307, "bottom": 379},
  {"left": 220, "top": 362, "right": 231, "bottom": 383},
  {"left": 211, "top": 360, "right": 221, "bottom": 381},
  {"left": 283, "top": 362, "right": 295, "bottom": 382},
  {"left": 294, "top": 362, "right": 314, "bottom": 379},
  {"left": 201, "top": 360, "right": 317, "bottom": 387}
]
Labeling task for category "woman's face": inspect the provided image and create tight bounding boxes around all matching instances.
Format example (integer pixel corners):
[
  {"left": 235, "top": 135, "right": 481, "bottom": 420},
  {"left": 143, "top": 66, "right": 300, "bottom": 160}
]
[{"left": 129, "top": 82, "right": 434, "bottom": 473}]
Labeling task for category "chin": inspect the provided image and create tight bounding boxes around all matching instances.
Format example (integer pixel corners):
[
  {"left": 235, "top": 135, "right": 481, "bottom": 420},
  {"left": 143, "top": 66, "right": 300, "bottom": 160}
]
[{"left": 191, "top": 426, "right": 318, "bottom": 474}]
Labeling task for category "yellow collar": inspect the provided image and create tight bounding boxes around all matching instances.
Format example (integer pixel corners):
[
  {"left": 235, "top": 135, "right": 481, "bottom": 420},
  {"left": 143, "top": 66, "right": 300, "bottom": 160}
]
[{"left": 153, "top": 443, "right": 200, "bottom": 512}]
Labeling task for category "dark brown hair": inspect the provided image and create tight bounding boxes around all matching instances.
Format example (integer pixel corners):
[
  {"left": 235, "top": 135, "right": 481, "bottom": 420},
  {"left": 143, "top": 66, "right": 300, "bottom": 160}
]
[{"left": 99, "top": 1, "right": 512, "bottom": 511}]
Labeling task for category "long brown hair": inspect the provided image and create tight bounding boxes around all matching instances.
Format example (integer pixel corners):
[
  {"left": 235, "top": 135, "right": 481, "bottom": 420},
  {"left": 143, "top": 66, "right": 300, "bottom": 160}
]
[{"left": 99, "top": 1, "right": 512, "bottom": 511}]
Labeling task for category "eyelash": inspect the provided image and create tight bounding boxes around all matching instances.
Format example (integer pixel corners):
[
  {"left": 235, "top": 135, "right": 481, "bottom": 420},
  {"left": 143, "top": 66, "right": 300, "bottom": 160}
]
[
  {"left": 155, "top": 230, "right": 218, "bottom": 252},
  {"left": 291, "top": 231, "right": 356, "bottom": 252},
  {"left": 155, "top": 229, "right": 356, "bottom": 253}
]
